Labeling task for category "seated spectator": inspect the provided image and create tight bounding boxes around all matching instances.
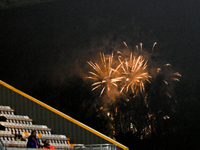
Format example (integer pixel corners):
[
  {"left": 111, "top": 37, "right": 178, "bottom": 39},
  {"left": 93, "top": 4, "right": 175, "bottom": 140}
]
[
  {"left": 15, "top": 134, "right": 23, "bottom": 141},
  {"left": 43, "top": 139, "right": 55, "bottom": 149},
  {"left": 27, "top": 130, "right": 40, "bottom": 148}
]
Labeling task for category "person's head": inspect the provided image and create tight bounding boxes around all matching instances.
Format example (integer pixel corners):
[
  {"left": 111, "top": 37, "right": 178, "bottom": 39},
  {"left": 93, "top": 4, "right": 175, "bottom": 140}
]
[
  {"left": 31, "top": 130, "right": 37, "bottom": 137},
  {"left": 15, "top": 134, "right": 22, "bottom": 141},
  {"left": 43, "top": 139, "right": 49, "bottom": 146}
]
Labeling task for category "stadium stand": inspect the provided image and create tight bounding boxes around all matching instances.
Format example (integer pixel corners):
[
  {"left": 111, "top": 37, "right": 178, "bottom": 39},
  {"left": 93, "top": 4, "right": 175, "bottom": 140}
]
[
  {"left": 0, "top": 80, "right": 128, "bottom": 150},
  {"left": 0, "top": 105, "right": 74, "bottom": 149}
]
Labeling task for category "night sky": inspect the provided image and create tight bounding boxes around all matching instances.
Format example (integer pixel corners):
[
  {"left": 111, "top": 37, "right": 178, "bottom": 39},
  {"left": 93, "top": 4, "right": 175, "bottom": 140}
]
[
  {"left": 0, "top": 0, "right": 199, "bottom": 90},
  {"left": 1, "top": 1, "right": 200, "bottom": 149}
]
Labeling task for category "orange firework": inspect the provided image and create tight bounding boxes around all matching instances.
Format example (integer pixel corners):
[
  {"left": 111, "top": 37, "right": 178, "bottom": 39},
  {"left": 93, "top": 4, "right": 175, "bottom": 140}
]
[
  {"left": 118, "top": 53, "right": 151, "bottom": 94},
  {"left": 87, "top": 42, "right": 180, "bottom": 97},
  {"left": 87, "top": 52, "right": 123, "bottom": 96}
]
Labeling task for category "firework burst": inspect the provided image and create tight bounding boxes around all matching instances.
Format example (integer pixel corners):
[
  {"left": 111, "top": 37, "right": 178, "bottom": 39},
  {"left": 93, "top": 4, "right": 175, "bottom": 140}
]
[
  {"left": 118, "top": 53, "right": 151, "bottom": 94},
  {"left": 87, "top": 52, "right": 123, "bottom": 96},
  {"left": 87, "top": 51, "right": 152, "bottom": 96},
  {"left": 86, "top": 42, "right": 182, "bottom": 139},
  {"left": 87, "top": 42, "right": 181, "bottom": 98}
]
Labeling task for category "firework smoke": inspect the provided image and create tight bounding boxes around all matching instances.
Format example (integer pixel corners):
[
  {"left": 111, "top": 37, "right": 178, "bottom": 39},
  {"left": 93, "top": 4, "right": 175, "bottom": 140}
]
[{"left": 86, "top": 42, "right": 181, "bottom": 139}]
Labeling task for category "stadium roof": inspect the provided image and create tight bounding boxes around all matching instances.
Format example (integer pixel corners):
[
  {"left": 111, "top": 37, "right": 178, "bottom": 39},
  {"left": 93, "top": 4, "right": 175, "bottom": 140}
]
[{"left": 0, "top": 0, "right": 57, "bottom": 9}]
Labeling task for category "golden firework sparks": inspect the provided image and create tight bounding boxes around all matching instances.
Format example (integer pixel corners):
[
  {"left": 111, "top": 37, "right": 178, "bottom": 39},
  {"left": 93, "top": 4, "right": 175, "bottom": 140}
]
[
  {"left": 164, "top": 63, "right": 171, "bottom": 66},
  {"left": 174, "top": 72, "right": 182, "bottom": 77},
  {"left": 87, "top": 52, "right": 123, "bottom": 96},
  {"left": 163, "top": 80, "right": 168, "bottom": 85},
  {"left": 157, "top": 68, "right": 161, "bottom": 73},
  {"left": 173, "top": 78, "right": 180, "bottom": 82},
  {"left": 119, "top": 53, "right": 152, "bottom": 94},
  {"left": 152, "top": 42, "right": 157, "bottom": 52},
  {"left": 87, "top": 42, "right": 181, "bottom": 97}
]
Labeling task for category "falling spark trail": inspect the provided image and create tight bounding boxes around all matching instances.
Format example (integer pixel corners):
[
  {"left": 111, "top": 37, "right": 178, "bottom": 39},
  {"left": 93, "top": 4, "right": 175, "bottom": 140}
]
[
  {"left": 152, "top": 42, "right": 157, "bottom": 51},
  {"left": 140, "top": 43, "right": 143, "bottom": 52},
  {"left": 174, "top": 72, "right": 182, "bottom": 77},
  {"left": 163, "top": 80, "right": 168, "bottom": 85},
  {"left": 173, "top": 78, "right": 180, "bottom": 82},
  {"left": 123, "top": 41, "right": 129, "bottom": 50}
]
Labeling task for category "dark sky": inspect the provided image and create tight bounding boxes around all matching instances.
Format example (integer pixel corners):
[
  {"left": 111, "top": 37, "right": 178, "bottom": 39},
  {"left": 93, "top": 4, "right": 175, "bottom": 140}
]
[{"left": 0, "top": 0, "right": 200, "bottom": 90}]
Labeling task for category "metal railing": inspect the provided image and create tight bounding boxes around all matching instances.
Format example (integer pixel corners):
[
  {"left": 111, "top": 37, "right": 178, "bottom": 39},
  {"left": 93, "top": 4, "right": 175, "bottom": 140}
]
[
  {"left": 0, "top": 144, "right": 119, "bottom": 150},
  {"left": 85, "top": 144, "right": 118, "bottom": 150}
]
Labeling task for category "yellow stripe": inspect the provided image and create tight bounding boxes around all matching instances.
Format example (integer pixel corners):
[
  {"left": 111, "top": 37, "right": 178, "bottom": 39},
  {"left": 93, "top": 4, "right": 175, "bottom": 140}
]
[{"left": 0, "top": 80, "right": 129, "bottom": 150}]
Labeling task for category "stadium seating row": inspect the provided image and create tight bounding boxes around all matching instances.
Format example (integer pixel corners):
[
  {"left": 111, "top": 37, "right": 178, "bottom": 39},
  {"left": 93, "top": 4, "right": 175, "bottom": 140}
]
[
  {"left": 0, "top": 105, "right": 75, "bottom": 149},
  {"left": 1, "top": 114, "right": 32, "bottom": 124},
  {"left": 0, "top": 106, "right": 14, "bottom": 115}
]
